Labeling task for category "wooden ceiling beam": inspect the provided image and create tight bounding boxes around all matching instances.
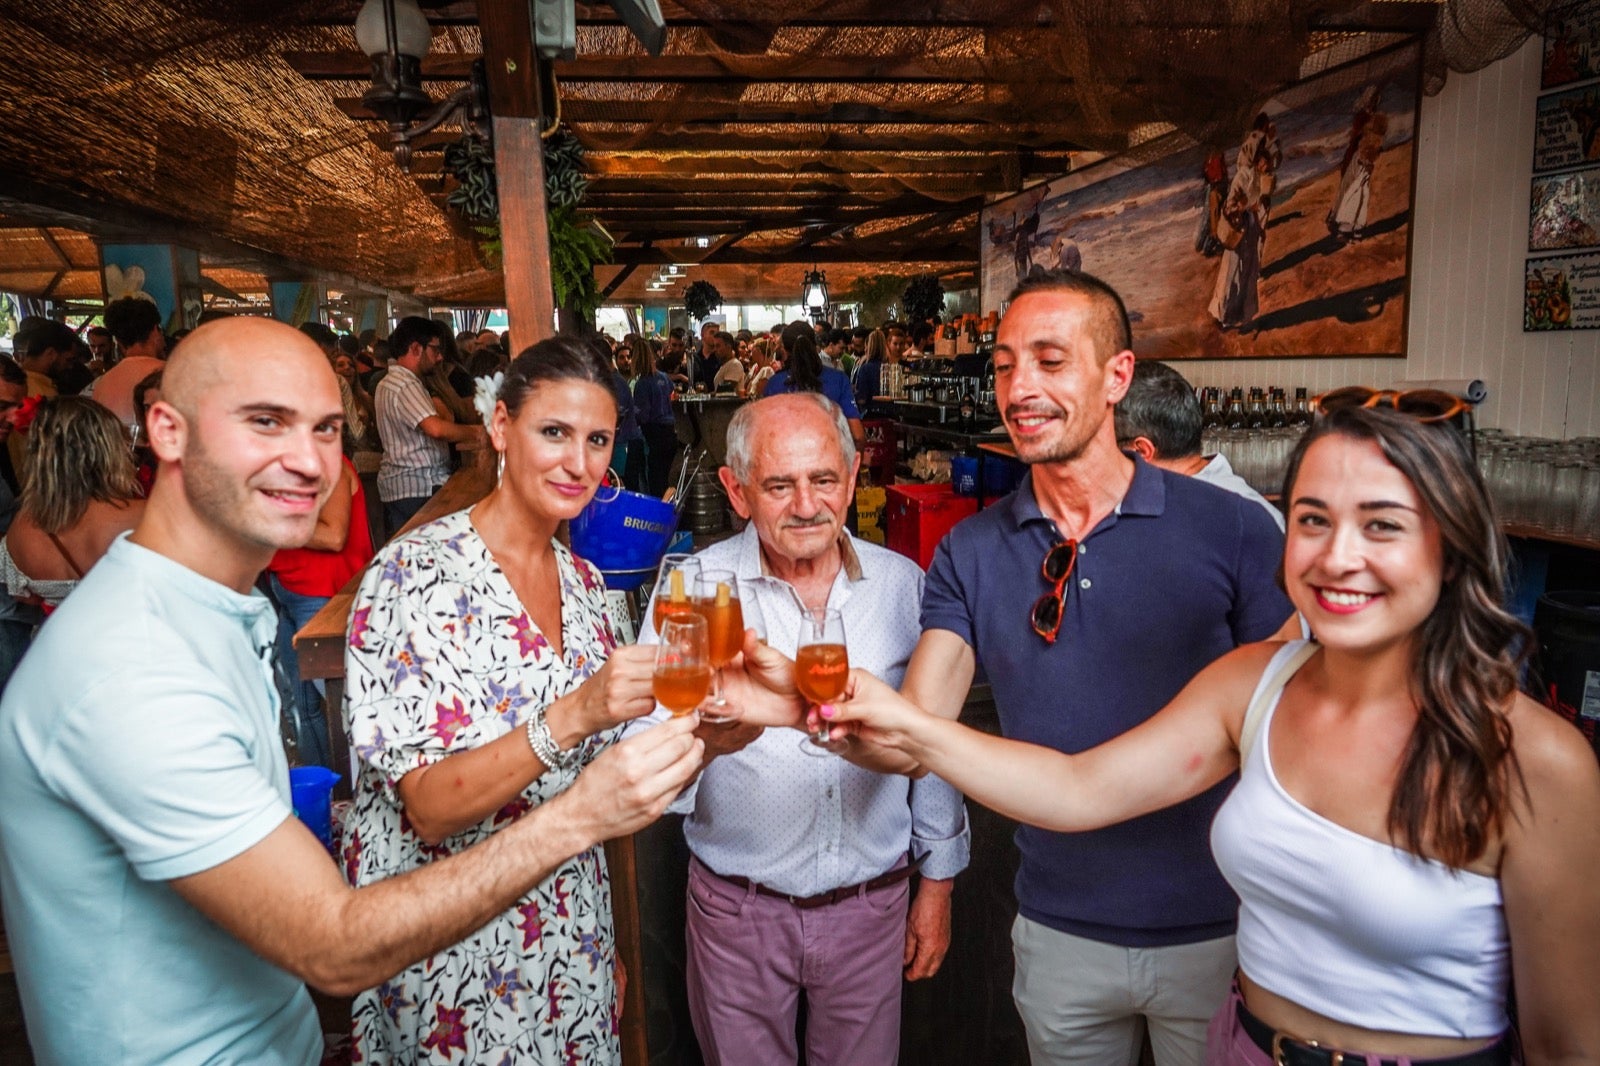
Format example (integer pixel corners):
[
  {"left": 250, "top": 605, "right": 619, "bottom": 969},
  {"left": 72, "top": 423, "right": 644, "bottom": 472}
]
[
  {"left": 585, "top": 176, "right": 999, "bottom": 194},
  {"left": 335, "top": 95, "right": 1079, "bottom": 127},
  {"left": 584, "top": 152, "right": 1067, "bottom": 177},
  {"left": 608, "top": 243, "right": 977, "bottom": 266},
  {"left": 291, "top": 51, "right": 1073, "bottom": 85},
  {"left": 574, "top": 130, "right": 1082, "bottom": 153}
]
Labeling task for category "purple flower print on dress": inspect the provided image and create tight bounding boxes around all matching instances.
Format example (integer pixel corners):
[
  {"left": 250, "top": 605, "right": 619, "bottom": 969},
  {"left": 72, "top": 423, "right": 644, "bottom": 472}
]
[
  {"left": 353, "top": 725, "right": 389, "bottom": 766},
  {"left": 349, "top": 606, "right": 371, "bottom": 649},
  {"left": 517, "top": 901, "right": 543, "bottom": 950},
  {"left": 388, "top": 636, "right": 425, "bottom": 687},
  {"left": 552, "top": 876, "right": 572, "bottom": 919},
  {"left": 483, "top": 961, "right": 527, "bottom": 1008},
  {"left": 421, "top": 1004, "right": 469, "bottom": 1059},
  {"left": 484, "top": 677, "right": 531, "bottom": 727},
  {"left": 379, "top": 554, "right": 408, "bottom": 590},
  {"left": 377, "top": 980, "right": 417, "bottom": 1024},
  {"left": 577, "top": 930, "right": 605, "bottom": 973},
  {"left": 430, "top": 695, "right": 471, "bottom": 745},
  {"left": 452, "top": 591, "right": 478, "bottom": 635},
  {"left": 508, "top": 613, "right": 549, "bottom": 659},
  {"left": 547, "top": 978, "right": 564, "bottom": 1023}
]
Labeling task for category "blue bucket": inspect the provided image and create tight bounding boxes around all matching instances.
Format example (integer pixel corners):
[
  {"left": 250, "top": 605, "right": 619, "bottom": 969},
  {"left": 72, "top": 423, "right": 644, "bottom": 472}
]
[
  {"left": 951, "top": 455, "right": 980, "bottom": 497},
  {"left": 289, "top": 765, "right": 341, "bottom": 850},
  {"left": 570, "top": 482, "right": 677, "bottom": 572},
  {"left": 983, "top": 454, "right": 1023, "bottom": 495},
  {"left": 599, "top": 567, "right": 657, "bottom": 592}
]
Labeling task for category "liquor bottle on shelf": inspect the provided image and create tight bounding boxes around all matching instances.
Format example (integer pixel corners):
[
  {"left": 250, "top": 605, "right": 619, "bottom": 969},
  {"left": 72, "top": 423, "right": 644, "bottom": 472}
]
[
  {"left": 1244, "top": 388, "right": 1266, "bottom": 430},
  {"left": 1266, "top": 388, "right": 1288, "bottom": 428},
  {"left": 1202, "top": 388, "right": 1225, "bottom": 429},
  {"left": 1291, "top": 387, "right": 1312, "bottom": 425},
  {"left": 1223, "top": 388, "right": 1246, "bottom": 429}
]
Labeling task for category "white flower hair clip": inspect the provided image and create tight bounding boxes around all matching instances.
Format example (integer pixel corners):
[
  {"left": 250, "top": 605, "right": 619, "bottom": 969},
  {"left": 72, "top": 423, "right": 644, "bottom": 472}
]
[{"left": 473, "top": 372, "right": 504, "bottom": 430}]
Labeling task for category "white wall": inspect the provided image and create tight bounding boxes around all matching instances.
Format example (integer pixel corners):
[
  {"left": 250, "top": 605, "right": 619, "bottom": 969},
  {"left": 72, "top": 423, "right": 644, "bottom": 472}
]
[{"left": 1181, "top": 38, "right": 1599, "bottom": 439}]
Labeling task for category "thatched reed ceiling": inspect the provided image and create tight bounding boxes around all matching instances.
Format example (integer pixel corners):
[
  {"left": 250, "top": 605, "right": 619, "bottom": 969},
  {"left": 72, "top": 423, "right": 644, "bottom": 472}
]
[{"left": 0, "top": 0, "right": 1489, "bottom": 307}]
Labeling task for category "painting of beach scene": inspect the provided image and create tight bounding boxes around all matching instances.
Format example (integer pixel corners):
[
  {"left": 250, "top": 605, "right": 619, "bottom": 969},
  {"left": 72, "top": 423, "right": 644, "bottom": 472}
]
[{"left": 980, "top": 41, "right": 1420, "bottom": 359}]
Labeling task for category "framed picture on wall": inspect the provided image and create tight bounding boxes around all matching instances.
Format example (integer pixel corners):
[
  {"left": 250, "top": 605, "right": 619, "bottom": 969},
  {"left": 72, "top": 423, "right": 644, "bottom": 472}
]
[
  {"left": 1529, "top": 165, "right": 1600, "bottom": 252},
  {"left": 1533, "top": 84, "right": 1600, "bottom": 174},
  {"left": 1542, "top": 7, "right": 1600, "bottom": 91},
  {"left": 1524, "top": 251, "right": 1600, "bottom": 331},
  {"left": 980, "top": 40, "right": 1420, "bottom": 359}
]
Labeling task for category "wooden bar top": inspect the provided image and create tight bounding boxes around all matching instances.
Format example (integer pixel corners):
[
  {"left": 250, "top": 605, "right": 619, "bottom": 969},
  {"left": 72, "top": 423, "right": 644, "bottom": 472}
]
[{"left": 295, "top": 451, "right": 495, "bottom": 681}]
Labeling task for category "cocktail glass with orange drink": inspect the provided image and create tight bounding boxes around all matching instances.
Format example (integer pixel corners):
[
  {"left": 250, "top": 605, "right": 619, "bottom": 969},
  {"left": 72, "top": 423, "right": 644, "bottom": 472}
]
[
  {"left": 692, "top": 569, "right": 744, "bottom": 724},
  {"left": 653, "top": 615, "right": 711, "bottom": 717},
  {"left": 796, "top": 607, "right": 849, "bottom": 755},
  {"left": 650, "top": 554, "right": 701, "bottom": 635}
]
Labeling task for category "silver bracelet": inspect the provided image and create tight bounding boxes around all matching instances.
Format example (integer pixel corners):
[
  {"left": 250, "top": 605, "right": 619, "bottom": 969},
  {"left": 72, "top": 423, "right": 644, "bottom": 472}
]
[{"left": 525, "top": 709, "right": 577, "bottom": 771}]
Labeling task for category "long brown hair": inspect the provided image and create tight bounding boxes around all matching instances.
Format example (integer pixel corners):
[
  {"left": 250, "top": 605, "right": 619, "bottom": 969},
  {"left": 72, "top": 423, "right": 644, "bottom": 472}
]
[
  {"left": 629, "top": 334, "right": 657, "bottom": 377},
  {"left": 1280, "top": 407, "right": 1528, "bottom": 868},
  {"left": 21, "top": 396, "right": 141, "bottom": 534}
]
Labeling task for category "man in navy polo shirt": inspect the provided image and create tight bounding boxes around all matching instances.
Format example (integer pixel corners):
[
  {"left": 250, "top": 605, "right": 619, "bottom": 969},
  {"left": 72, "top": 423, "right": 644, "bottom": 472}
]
[{"left": 899, "top": 270, "right": 1291, "bottom": 1065}]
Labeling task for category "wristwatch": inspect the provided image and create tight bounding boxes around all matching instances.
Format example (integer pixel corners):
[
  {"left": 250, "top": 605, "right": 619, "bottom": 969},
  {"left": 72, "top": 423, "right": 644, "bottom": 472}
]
[{"left": 525, "top": 708, "right": 578, "bottom": 771}]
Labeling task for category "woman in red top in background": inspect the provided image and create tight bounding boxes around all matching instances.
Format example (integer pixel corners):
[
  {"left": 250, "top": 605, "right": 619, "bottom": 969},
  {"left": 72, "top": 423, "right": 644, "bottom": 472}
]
[{"left": 266, "top": 457, "right": 373, "bottom": 769}]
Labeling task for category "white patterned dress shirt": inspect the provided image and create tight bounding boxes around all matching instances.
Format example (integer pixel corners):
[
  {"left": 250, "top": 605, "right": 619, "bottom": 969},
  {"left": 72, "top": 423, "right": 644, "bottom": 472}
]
[{"left": 633, "top": 523, "right": 970, "bottom": 896}]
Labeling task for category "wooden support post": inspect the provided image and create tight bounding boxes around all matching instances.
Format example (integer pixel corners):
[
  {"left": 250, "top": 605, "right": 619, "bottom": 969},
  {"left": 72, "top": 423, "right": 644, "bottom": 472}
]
[
  {"left": 478, "top": 0, "right": 555, "bottom": 353},
  {"left": 492, "top": 116, "right": 555, "bottom": 352}
]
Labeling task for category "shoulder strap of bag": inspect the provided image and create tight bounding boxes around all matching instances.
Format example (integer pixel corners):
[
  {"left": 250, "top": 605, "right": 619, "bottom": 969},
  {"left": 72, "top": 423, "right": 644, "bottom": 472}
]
[{"left": 1239, "top": 641, "right": 1318, "bottom": 766}]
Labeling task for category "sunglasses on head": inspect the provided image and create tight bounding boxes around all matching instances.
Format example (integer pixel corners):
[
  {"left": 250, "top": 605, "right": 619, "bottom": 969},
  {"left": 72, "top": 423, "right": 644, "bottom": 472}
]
[
  {"left": 1313, "top": 386, "right": 1468, "bottom": 423},
  {"left": 1029, "top": 539, "right": 1078, "bottom": 644}
]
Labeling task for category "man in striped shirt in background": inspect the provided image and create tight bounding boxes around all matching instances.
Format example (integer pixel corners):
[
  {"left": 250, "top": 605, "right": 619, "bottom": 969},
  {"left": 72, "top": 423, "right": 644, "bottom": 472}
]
[{"left": 374, "top": 316, "right": 486, "bottom": 536}]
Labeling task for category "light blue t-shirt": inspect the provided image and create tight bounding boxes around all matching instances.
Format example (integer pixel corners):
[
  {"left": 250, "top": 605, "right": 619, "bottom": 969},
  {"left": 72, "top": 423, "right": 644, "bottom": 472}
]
[{"left": 0, "top": 535, "right": 323, "bottom": 1066}]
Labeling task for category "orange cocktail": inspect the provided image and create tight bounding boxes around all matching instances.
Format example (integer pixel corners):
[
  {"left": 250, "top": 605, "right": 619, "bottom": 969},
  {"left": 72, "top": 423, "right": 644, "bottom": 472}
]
[{"left": 795, "top": 643, "right": 849, "bottom": 704}]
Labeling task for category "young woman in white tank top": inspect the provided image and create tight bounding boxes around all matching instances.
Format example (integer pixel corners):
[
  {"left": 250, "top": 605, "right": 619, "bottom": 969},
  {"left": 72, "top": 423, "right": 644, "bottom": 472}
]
[{"left": 825, "top": 402, "right": 1600, "bottom": 1064}]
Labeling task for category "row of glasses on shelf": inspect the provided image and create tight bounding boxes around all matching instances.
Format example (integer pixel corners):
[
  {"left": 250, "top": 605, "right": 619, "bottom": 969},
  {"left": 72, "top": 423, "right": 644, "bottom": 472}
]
[
  {"left": 1475, "top": 431, "right": 1600, "bottom": 539},
  {"left": 1200, "top": 425, "right": 1307, "bottom": 497},
  {"left": 1199, "top": 422, "right": 1600, "bottom": 543}
]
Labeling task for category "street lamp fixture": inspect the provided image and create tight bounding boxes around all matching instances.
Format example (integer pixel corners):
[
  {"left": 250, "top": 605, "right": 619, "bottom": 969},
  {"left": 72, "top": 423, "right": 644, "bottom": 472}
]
[
  {"left": 356, "top": 0, "right": 490, "bottom": 171},
  {"left": 802, "top": 268, "right": 829, "bottom": 323}
]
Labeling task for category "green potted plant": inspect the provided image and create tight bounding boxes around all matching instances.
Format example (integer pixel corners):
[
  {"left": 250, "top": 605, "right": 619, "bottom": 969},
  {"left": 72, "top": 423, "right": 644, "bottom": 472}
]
[{"left": 683, "top": 280, "right": 722, "bottom": 323}]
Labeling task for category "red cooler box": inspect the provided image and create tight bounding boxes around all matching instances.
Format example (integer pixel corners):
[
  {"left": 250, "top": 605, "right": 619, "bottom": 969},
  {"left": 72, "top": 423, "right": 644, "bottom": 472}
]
[{"left": 885, "top": 483, "right": 997, "bottom": 570}]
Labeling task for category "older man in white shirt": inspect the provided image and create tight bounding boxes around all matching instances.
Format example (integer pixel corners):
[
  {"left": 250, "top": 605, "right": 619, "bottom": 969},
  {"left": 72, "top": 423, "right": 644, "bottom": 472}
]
[{"left": 639, "top": 392, "right": 969, "bottom": 1065}]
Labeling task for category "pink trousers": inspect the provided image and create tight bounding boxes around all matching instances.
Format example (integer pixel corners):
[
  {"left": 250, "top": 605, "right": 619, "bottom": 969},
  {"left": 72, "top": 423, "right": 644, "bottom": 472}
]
[{"left": 684, "top": 857, "right": 911, "bottom": 1066}]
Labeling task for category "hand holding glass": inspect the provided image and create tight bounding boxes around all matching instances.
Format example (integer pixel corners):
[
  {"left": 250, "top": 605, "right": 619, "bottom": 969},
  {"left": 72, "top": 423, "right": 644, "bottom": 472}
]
[{"left": 653, "top": 616, "right": 711, "bottom": 717}]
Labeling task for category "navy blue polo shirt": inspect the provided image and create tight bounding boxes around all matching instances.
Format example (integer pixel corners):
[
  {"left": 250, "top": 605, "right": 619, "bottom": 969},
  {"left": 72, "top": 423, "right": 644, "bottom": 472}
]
[{"left": 923, "top": 455, "right": 1292, "bottom": 947}]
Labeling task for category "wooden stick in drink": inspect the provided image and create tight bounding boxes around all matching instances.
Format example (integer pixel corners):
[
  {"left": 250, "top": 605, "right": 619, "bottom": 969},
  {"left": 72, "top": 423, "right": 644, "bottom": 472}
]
[
  {"left": 653, "top": 566, "right": 697, "bottom": 634},
  {"left": 697, "top": 580, "right": 745, "bottom": 668}
]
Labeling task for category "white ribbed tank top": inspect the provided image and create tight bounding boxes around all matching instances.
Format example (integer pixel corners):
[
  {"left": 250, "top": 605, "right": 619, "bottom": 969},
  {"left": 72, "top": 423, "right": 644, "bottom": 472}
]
[{"left": 1211, "top": 642, "right": 1510, "bottom": 1038}]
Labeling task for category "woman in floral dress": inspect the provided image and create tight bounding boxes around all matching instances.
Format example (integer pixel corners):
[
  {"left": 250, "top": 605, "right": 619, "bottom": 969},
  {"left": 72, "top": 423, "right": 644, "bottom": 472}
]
[{"left": 343, "top": 335, "right": 666, "bottom": 1064}]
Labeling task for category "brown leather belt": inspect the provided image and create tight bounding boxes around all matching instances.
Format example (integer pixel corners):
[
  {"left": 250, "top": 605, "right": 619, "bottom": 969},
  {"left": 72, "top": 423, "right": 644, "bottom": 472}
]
[
  {"left": 710, "top": 855, "right": 925, "bottom": 910},
  {"left": 1235, "top": 999, "right": 1512, "bottom": 1066}
]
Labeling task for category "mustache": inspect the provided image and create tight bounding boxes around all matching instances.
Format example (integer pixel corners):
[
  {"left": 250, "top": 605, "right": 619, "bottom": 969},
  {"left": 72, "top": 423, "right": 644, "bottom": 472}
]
[
  {"left": 1004, "top": 403, "right": 1065, "bottom": 422},
  {"left": 782, "top": 512, "right": 835, "bottom": 529}
]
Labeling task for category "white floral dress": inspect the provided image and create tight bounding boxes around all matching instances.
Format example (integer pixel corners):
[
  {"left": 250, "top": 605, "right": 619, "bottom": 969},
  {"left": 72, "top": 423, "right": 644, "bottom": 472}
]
[{"left": 342, "top": 509, "right": 623, "bottom": 1065}]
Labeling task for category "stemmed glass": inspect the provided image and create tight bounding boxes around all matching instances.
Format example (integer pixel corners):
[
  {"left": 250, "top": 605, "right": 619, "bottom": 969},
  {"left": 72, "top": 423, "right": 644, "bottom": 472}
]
[
  {"left": 693, "top": 570, "right": 743, "bottom": 724},
  {"left": 795, "top": 607, "right": 849, "bottom": 755},
  {"left": 650, "top": 554, "right": 701, "bottom": 635},
  {"left": 653, "top": 615, "right": 711, "bottom": 718}
]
